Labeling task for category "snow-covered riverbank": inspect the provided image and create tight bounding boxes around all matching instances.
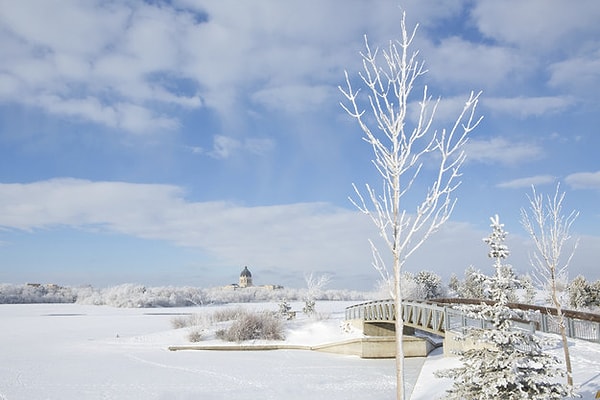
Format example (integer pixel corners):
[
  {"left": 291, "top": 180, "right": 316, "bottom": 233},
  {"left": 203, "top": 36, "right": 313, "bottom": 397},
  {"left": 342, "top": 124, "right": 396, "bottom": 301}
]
[{"left": 0, "top": 302, "right": 598, "bottom": 399}]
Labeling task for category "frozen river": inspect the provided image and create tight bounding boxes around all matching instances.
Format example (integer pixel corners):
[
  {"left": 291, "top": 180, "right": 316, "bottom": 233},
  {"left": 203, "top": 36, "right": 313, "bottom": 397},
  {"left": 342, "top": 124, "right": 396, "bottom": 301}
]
[{"left": 0, "top": 303, "right": 425, "bottom": 399}]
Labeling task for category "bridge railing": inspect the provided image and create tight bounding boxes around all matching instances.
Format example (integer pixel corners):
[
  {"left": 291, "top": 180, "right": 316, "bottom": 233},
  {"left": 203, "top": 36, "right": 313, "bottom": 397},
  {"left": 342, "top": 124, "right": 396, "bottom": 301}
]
[
  {"left": 345, "top": 298, "right": 600, "bottom": 343},
  {"left": 345, "top": 299, "right": 448, "bottom": 335},
  {"left": 435, "top": 298, "right": 600, "bottom": 344}
]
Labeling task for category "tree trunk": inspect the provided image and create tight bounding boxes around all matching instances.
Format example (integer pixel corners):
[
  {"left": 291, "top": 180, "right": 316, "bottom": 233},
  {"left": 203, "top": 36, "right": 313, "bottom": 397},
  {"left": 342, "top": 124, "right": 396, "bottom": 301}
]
[
  {"left": 394, "top": 265, "right": 405, "bottom": 400},
  {"left": 553, "top": 290, "right": 574, "bottom": 386}
]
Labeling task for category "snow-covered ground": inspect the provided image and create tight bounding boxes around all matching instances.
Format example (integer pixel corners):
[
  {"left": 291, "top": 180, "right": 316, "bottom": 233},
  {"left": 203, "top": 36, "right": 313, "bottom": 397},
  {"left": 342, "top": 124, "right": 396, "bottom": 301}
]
[{"left": 0, "top": 301, "right": 598, "bottom": 399}]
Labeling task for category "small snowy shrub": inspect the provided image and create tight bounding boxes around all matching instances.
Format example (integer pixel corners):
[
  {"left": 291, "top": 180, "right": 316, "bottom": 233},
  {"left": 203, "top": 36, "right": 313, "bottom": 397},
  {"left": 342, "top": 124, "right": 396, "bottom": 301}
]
[
  {"left": 302, "top": 299, "right": 316, "bottom": 316},
  {"left": 216, "top": 311, "right": 284, "bottom": 342},
  {"left": 171, "top": 316, "right": 188, "bottom": 329},
  {"left": 211, "top": 307, "right": 246, "bottom": 323},
  {"left": 278, "top": 299, "right": 291, "bottom": 314},
  {"left": 278, "top": 299, "right": 295, "bottom": 320},
  {"left": 170, "top": 314, "right": 206, "bottom": 329},
  {"left": 187, "top": 329, "right": 203, "bottom": 342}
]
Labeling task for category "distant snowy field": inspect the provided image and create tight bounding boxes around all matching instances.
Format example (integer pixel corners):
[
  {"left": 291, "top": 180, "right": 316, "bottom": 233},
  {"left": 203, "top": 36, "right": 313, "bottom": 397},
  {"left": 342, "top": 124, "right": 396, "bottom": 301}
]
[{"left": 0, "top": 302, "right": 598, "bottom": 399}]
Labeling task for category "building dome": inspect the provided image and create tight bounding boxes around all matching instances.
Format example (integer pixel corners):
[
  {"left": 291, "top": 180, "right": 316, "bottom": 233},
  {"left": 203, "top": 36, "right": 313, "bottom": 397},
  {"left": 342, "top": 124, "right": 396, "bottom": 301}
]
[{"left": 239, "top": 266, "right": 253, "bottom": 288}]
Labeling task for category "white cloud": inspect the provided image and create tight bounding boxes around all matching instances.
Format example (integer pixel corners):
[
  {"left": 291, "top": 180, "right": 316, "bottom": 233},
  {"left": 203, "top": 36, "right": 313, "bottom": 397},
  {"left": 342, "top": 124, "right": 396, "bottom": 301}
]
[
  {"left": 207, "top": 135, "right": 274, "bottom": 159},
  {"left": 0, "top": 1, "right": 201, "bottom": 134},
  {"left": 565, "top": 171, "right": 600, "bottom": 190},
  {"left": 497, "top": 175, "right": 556, "bottom": 189},
  {"left": 0, "top": 179, "right": 379, "bottom": 287},
  {"left": 549, "top": 51, "right": 600, "bottom": 94},
  {"left": 425, "top": 37, "right": 521, "bottom": 90},
  {"left": 483, "top": 96, "right": 575, "bottom": 118},
  {"left": 1, "top": 0, "right": 598, "bottom": 139},
  {"left": 472, "top": 0, "right": 600, "bottom": 54},
  {"left": 465, "top": 137, "right": 544, "bottom": 165},
  {"left": 469, "top": 1, "right": 600, "bottom": 103},
  {"left": 209, "top": 135, "right": 241, "bottom": 159},
  {"left": 1, "top": 0, "right": 470, "bottom": 137},
  {"left": 244, "top": 137, "right": 276, "bottom": 155},
  {"left": 408, "top": 94, "right": 483, "bottom": 127},
  {"left": 251, "top": 85, "right": 335, "bottom": 115},
  {"left": 1, "top": 178, "right": 598, "bottom": 288}
]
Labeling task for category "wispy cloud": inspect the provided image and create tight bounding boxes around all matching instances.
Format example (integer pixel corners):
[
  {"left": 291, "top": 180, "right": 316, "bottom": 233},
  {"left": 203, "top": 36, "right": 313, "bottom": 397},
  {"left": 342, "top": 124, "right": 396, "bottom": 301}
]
[
  {"left": 1, "top": 178, "right": 598, "bottom": 288},
  {"left": 425, "top": 36, "right": 521, "bottom": 91},
  {"left": 472, "top": 0, "right": 600, "bottom": 54},
  {"left": 565, "top": 171, "right": 600, "bottom": 190},
  {"left": 465, "top": 137, "right": 543, "bottom": 165},
  {"left": 200, "top": 135, "right": 275, "bottom": 159},
  {"left": 483, "top": 96, "right": 575, "bottom": 118},
  {"left": 0, "top": 2, "right": 202, "bottom": 134},
  {"left": 549, "top": 51, "right": 600, "bottom": 95},
  {"left": 497, "top": 175, "right": 556, "bottom": 189},
  {"left": 0, "top": 179, "right": 377, "bottom": 287},
  {"left": 251, "top": 85, "right": 335, "bottom": 115}
]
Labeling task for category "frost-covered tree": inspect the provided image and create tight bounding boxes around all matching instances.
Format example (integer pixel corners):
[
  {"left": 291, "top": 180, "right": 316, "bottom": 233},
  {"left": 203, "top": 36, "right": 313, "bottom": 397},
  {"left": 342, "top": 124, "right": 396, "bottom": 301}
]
[
  {"left": 482, "top": 215, "right": 520, "bottom": 303},
  {"left": 521, "top": 184, "right": 578, "bottom": 386},
  {"left": 415, "top": 270, "right": 445, "bottom": 299},
  {"left": 591, "top": 280, "right": 600, "bottom": 309},
  {"left": 568, "top": 275, "right": 592, "bottom": 309},
  {"left": 519, "top": 274, "right": 537, "bottom": 305},
  {"left": 458, "top": 266, "right": 486, "bottom": 299},
  {"left": 303, "top": 272, "right": 330, "bottom": 317},
  {"left": 339, "top": 12, "right": 481, "bottom": 399},
  {"left": 375, "top": 272, "right": 423, "bottom": 300},
  {"left": 448, "top": 273, "right": 460, "bottom": 294},
  {"left": 435, "top": 215, "right": 573, "bottom": 399},
  {"left": 569, "top": 275, "right": 600, "bottom": 311}
]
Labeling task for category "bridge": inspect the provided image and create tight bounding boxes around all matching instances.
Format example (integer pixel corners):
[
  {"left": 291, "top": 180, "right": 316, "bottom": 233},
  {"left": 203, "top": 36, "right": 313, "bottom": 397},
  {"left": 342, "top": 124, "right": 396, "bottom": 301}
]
[{"left": 344, "top": 298, "right": 600, "bottom": 358}]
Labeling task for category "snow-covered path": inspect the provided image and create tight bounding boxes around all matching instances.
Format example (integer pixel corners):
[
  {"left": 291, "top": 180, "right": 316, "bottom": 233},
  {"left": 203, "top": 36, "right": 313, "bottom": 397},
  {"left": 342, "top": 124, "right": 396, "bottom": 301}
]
[{"left": 0, "top": 303, "right": 425, "bottom": 399}]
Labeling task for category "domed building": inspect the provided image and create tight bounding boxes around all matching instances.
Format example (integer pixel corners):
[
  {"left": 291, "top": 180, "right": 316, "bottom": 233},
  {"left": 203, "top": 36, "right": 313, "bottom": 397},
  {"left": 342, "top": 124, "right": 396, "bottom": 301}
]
[{"left": 239, "top": 266, "right": 253, "bottom": 288}]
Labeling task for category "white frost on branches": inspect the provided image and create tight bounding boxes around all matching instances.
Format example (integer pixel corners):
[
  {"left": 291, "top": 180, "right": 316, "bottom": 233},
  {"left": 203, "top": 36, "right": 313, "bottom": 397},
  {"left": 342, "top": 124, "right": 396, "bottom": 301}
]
[
  {"left": 339, "top": 11, "right": 481, "bottom": 400},
  {"left": 435, "top": 215, "right": 574, "bottom": 399},
  {"left": 521, "top": 183, "right": 579, "bottom": 387}
]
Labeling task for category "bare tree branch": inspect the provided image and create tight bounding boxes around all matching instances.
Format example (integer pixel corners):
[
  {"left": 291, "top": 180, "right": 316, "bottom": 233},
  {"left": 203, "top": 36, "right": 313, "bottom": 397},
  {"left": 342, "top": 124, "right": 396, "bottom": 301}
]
[
  {"left": 520, "top": 183, "right": 579, "bottom": 387},
  {"left": 339, "top": 11, "right": 481, "bottom": 400}
]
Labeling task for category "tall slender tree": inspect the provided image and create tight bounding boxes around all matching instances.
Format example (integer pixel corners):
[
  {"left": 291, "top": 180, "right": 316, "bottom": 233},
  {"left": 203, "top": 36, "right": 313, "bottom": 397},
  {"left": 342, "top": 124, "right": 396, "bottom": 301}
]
[
  {"left": 339, "top": 11, "right": 481, "bottom": 399},
  {"left": 521, "top": 184, "right": 579, "bottom": 387}
]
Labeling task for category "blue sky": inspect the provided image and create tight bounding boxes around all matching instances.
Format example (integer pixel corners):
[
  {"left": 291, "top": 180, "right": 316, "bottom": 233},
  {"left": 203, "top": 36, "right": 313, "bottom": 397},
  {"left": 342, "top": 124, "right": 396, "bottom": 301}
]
[{"left": 0, "top": 0, "right": 599, "bottom": 291}]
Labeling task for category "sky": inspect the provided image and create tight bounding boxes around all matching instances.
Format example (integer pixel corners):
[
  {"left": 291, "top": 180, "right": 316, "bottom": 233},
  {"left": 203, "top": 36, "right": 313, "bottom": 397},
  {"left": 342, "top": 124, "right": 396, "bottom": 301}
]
[{"left": 0, "top": 0, "right": 599, "bottom": 291}]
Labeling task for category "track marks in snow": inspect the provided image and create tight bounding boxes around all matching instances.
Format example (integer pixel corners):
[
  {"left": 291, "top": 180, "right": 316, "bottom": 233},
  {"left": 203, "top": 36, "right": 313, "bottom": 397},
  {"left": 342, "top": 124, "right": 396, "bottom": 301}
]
[{"left": 124, "top": 353, "right": 268, "bottom": 390}]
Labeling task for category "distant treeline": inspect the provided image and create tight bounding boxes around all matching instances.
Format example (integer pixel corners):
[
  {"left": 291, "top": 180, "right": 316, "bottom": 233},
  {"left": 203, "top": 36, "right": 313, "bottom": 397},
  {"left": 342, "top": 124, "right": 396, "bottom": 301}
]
[{"left": 0, "top": 283, "right": 374, "bottom": 307}]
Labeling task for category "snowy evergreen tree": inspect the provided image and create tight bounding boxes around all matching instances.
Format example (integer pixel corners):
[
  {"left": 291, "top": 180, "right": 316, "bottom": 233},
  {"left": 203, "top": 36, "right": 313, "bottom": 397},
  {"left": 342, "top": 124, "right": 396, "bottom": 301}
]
[
  {"left": 448, "top": 273, "right": 460, "bottom": 294},
  {"left": 591, "top": 280, "right": 600, "bottom": 308},
  {"left": 482, "top": 215, "right": 520, "bottom": 303},
  {"left": 435, "top": 215, "right": 574, "bottom": 399},
  {"left": 568, "top": 275, "right": 591, "bottom": 309}
]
